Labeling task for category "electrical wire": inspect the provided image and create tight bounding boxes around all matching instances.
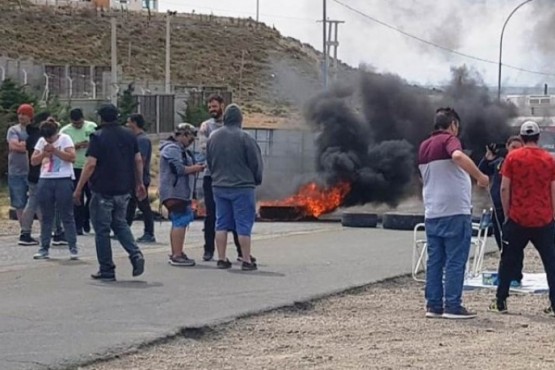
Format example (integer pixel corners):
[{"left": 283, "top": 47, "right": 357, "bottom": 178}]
[{"left": 332, "top": 0, "right": 555, "bottom": 78}]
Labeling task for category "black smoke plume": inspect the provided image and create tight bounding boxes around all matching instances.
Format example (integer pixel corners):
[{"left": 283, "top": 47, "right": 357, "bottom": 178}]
[{"left": 304, "top": 66, "right": 518, "bottom": 207}]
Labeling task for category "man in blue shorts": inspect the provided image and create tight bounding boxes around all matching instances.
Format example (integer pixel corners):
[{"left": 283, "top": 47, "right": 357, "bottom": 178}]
[
  {"left": 206, "top": 104, "right": 264, "bottom": 271},
  {"left": 159, "top": 123, "right": 205, "bottom": 266}
]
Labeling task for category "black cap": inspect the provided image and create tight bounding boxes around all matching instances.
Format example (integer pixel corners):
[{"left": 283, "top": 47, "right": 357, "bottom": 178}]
[{"left": 97, "top": 103, "right": 119, "bottom": 123}]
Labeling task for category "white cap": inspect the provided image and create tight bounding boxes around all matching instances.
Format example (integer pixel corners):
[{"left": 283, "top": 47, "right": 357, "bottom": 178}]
[{"left": 520, "top": 121, "right": 540, "bottom": 136}]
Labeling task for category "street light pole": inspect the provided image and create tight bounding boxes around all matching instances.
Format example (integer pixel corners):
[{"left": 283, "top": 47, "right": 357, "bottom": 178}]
[
  {"left": 256, "top": 0, "right": 259, "bottom": 22},
  {"left": 497, "top": 0, "right": 534, "bottom": 101}
]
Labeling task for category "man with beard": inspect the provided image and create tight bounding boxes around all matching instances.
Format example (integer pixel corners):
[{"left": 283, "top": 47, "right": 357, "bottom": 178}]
[
  {"left": 198, "top": 94, "right": 244, "bottom": 262},
  {"left": 61, "top": 108, "right": 97, "bottom": 235}
]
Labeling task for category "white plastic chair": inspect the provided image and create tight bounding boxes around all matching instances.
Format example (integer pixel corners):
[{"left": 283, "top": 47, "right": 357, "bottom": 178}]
[
  {"left": 412, "top": 223, "right": 427, "bottom": 282},
  {"left": 411, "top": 209, "right": 493, "bottom": 282},
  {"left": 467, "top": 208, "right": 493, "bottom": 278}
]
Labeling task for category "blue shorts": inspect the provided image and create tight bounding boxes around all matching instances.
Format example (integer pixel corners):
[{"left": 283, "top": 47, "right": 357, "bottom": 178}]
[
  {"left": 169, "top": 207, "right": 195, "bottom": 228},
  {"left": 8, "top": 175, "right": 28, "bottom": 209},
  {"left": 213, "top": 187, "right": 256, "bottom": 237}
]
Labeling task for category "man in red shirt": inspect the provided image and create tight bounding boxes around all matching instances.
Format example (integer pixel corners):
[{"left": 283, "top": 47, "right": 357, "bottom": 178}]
[{"left": 489, "top": 121, "right": 555, "bottom": 315}]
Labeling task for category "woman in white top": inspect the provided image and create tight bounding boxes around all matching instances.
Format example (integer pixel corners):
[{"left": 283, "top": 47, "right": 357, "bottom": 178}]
[{"left": 30, "top": 119, "right": 78, "bottom": 260}]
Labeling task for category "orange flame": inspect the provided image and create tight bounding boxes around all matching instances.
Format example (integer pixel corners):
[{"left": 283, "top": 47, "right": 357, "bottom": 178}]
[{"left": 261, "top": 182, "right": 351, "bottom": 217}]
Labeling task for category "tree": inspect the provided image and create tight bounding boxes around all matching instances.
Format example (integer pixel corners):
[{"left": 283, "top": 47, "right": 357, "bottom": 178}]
[
  {"left": 0, "top": 79, "right": 36, "bottom": 117},
  {"left": 179, "top": 103, "right": 210, "bottom": 128},
  {"left": 118, "top": 83, "right": 138, "bottom": 125}
]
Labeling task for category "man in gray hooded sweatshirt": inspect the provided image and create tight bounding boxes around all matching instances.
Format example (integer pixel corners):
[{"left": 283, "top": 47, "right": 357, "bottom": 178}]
[{"left": 206, "top": 104, "right": 263, "bottom": 271}]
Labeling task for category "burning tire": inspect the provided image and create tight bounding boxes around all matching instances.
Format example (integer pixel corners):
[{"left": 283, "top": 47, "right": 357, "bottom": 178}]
[
  {"left": 341, "top": 212, "right": 378, "bottom": 228},
  {"left": 382, "top": 212, "right": 425, "bottom": 231}
]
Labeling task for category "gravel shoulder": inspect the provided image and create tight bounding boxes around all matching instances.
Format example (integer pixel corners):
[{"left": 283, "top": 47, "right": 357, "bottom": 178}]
[{"left": 82, "top": 248, "right": 555, "bottom": 370}]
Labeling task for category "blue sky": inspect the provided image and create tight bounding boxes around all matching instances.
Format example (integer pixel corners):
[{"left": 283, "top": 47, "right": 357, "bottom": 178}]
[{"left": 158, "top": 0, "right": 555, "bottom": 89}]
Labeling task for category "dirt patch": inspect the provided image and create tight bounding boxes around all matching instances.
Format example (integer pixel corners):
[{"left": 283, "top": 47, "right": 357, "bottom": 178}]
[{"left": 83, "top": 248, "right": 555, "bottom": 370}]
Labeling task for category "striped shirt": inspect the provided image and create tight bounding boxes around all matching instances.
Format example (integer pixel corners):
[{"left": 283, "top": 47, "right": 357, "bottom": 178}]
[{"left": 418, "top": 131, "right": 471, "bottom": 219}]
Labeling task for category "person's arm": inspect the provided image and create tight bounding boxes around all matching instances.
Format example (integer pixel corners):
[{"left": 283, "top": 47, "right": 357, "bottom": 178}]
[
  {"left": 75, "top": 156, "right": 97, "bottom": 195},
  {"left": 31, "top": 138, "right": 47, "bottom": 166},
  {"left": 134, "top": 152, "right": 144, "bottom": 187},
  {"left": 452, "top": 150, "right": 488, "bottom": 186},
  {"left": 30, "top": 149, "right": 48, "bottom": 166},
  {"left": 244, "top": 135, "right": 264, "bottom": 185},
  {"left": 162, "top": 145, "right": 203, "bottom": 175},
  {"left": 7, "top": 128, "right": 27, "bottom": 153},
  {"left": 53, "top": 137, "right": 76, "bottom": 163},
  {"left": 501, "top": 176, "right": 511, "bottom": 220}
]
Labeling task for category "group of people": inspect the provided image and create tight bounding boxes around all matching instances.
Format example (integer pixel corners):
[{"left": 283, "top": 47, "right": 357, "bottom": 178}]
[
  {"left": 6, "top": 94, "right": 264, "bottom": 279},
  {"left": 419, "top": 107, "right": 555, "bottom": 319}
]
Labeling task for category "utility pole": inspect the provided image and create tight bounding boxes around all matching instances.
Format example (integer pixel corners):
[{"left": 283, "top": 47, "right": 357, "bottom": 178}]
[
  {"left": 327, "top": 20, "right": 344, "bottom": 82},
  {"left": 165, "top": 11, "right": 173, "bottom": 94},
  {"left": 322, "top": 0, "right": 327, "bottom": 88},
  {"left": 256, "top": 0, "right": 259, "bottom": 22},
  {"left": 110, "top": 16, "right": 118, "bottom": 106}
]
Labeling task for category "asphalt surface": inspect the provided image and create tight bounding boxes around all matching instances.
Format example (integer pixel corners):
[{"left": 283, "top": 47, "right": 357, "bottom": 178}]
[{"left": 0, "top": 220, "right": 417, "bottom": 370}]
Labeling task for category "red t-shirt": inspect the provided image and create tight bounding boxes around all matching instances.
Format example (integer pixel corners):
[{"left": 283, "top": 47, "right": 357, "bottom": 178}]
[{"left": 501, "top": 147, "right": 555, "bottom": 227}]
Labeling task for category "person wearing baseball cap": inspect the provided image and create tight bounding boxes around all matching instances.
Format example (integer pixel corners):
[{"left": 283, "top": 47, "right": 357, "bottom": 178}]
[
  {"left": 489, "top": 120, "right": 555, "bottom": 316},
  {"left": 7, "top": 104, "right": 34, "bottom": 231},
  {"left": 72, "top": 103, "right": 146, "bottom": 281}
]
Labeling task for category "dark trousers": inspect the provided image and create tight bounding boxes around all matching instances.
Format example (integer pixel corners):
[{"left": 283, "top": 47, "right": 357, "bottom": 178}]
[
  {"left": 90, "top": 192, "right": 142, "bottom": 274},
  {"left": 493, "top": 209, "right": 523, "bottom": 282},
  {"left": 73, "top": 168, "right": 91, "bottom": 231},
  {"left": 492, "top": 208, "right": 504, "bottom": 251},
  {"left": 203, "top": 176, "right": 241, "bottom": 256},
  {"left": 497, "top": 220, "right": 555, "bottom": 307},
  {"left": 126, "top": 185, "right": 155, "bottom": 236}
]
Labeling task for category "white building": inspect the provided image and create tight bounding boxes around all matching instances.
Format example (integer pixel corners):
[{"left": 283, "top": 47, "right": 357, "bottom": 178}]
[{"left": 29, "top": 0, "right": 157, "bottom": 12}]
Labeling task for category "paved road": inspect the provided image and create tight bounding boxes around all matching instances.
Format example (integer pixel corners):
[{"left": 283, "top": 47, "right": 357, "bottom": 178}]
[{"left": 0, "top": 221, "right": 417, "bottom": 370}]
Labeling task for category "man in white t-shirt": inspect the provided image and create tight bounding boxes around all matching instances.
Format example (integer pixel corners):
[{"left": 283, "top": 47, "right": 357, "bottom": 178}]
[{"left": 30, "top": 119, "right": 78, "bottom": 260}]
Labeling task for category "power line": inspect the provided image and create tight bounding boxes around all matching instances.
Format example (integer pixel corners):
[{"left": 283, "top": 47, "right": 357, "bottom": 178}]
[{"left": 332, "top": 0, "right": 555, "bottom": 78}]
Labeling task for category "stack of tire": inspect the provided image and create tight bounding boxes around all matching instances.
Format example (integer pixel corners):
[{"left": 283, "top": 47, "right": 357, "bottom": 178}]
[{"left": 341, "top": 211, "right": 424, "bottom": 230}]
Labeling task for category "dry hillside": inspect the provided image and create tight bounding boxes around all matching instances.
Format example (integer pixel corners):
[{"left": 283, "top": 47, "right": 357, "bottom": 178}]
[{"left": 0, "top": 0, "right": 349, "bottom": 119}]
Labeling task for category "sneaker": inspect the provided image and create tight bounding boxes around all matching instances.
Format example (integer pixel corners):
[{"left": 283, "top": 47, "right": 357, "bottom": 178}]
[
  {"left": 488, "top": 299, "right": 508, "bottom": 314},
  {"left": 136, "top": 234, "right": 156, "bottom": 243},
  {"left": 168, "top": 254, "right": 196, "bottom": 267},
  {"left": 52, "top": 233, "right": 68, "bottom": 246},
  {"left": 91, "top": 272, "right": 116, "bottom": 281},
  {"left": 443, "top": 306, "right": 477, "bottom": 319},
  {"left": 425, "top": 307, "right": 444, "bottom": 319},
  {"left": 69, "top": 249, "right": 79, "bottom": 260},
  {"left": 510, "top": 280, "right": 522, "bottom": 288},
  {"left": 203, "top": 251, "right": 214, "bottom": 262},
  {"left": 237, "top": 255, "right": 257, "bottom": 263},
  {"left": 217, "top": 259, "right": 232, "bottom": 269},
  {"left": 83, "top": 223, "right": 91, "bottom": 233},
  {"left": 33, "top": 249, "right": 50, "bottom": 260},
  {"left": 18, "top": 233, "right": 39, "bottom": 246},
  {"left": 543, "top": 306, "right": 555, "bottom": 317},
  {"left": 76, "top": 228, "right": 84, "bottom": 236},
  {"left": 241, "top": 261, "right": 258, "bottom": 271},
  {"left": 131, "top": 253, "right": 145, "bottom": 276}
]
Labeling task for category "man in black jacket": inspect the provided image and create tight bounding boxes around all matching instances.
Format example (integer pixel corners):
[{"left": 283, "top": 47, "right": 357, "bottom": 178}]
[{"left": 18, "top": 112, "right": 48, "bottom": 246}]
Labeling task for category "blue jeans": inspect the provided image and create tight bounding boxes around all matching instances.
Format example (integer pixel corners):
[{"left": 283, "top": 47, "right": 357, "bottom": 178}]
[
  {"left": 8, "top": 175, "right": 28, "bottom": 210},
  {"left": 425, "top": 214, "right": 472, "bottom": 312},
  {"left": 213, "top": 187, "right": 256, "bottom": 237},
  {"left": 37, "top": 178, "right": 77, "bottom": 250},
  {"left": 89, "top": 192, "right": 142, "bottom": 274}
]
